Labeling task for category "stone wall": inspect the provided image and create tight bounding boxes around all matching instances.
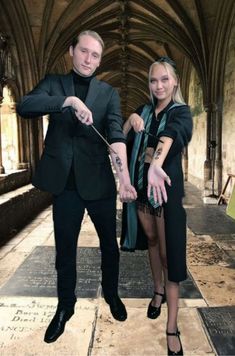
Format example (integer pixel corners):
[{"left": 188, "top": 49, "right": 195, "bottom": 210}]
[
  {"left": 222, "top": 18, "right": 235, "bottom": 196},
  {"left": 187, "top": 68, "right": 207, "bottom": 190},
  {"left": 0, "top": 170, "right": 31, "bottom": 195},
  {"left": 0, "top": 185, "right": 51, "bottom": 246}
]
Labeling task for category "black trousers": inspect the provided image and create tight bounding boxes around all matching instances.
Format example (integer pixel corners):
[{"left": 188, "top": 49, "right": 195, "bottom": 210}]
[{"left": 52, "top": 190, "right": 119, "bottom": 309}]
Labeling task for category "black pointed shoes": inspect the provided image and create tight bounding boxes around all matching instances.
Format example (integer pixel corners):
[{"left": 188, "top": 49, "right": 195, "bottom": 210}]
[
  {"left": 44, "top": 308, "right": 74, "bottom": 343},
  {"left": 106, "top": 296, "right": 127, "bottom": 321}
]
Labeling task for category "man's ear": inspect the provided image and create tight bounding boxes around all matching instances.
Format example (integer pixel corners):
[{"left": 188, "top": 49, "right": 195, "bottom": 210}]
[{"left": 69, "top": 46, "right": 74, "bottom": 57}]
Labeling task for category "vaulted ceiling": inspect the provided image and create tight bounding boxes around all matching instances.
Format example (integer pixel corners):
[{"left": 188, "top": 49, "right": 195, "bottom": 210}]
[{"left": 1, "top": 0, "right": 235, "bottom": 118}]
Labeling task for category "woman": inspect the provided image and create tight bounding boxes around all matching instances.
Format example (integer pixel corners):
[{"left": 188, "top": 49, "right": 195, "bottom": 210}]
[{"left": 122, "top": 57, "right": 193, "bottom": 355}]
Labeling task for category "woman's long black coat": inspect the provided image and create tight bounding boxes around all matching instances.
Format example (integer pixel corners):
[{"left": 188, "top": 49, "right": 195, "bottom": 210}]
[{"left": 121, "top": 103, "right": 193, "bottom": 282}]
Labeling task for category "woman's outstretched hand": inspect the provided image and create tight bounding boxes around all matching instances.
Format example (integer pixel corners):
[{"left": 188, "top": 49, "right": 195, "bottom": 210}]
[{"left": 147, "top": 165, "right": 171, "bottom": 205}]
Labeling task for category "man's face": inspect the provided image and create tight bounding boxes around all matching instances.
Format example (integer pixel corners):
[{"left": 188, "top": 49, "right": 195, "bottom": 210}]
[{"left": 69, "top": 34, "right": 102, "bottom": 77}]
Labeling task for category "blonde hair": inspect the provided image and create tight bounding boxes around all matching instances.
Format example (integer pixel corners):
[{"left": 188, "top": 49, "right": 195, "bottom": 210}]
[
  {"left": 148, "top": 60, "right": 185, "bottom": 105},
  {"left": 72, "top": 30, "right": 104, "bottom": 53}
]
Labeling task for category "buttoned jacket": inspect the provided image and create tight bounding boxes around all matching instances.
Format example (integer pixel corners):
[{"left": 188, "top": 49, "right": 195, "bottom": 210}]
[{"left": 17, "top": 73, "right": 125, "bottom": 199}]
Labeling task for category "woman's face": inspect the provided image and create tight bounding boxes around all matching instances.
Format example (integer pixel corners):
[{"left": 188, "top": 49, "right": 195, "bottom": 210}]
[{"left": 149, "top": 63, "right": 177, "bottom": 105}]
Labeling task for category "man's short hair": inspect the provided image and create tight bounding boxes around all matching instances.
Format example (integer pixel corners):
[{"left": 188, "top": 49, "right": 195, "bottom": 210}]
[{"left": 71, "top": 30, "right": 104, "bottom": 53}]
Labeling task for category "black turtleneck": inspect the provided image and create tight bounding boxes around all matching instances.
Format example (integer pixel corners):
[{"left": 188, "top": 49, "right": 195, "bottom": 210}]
[
  {"left": 66, "top": 71, "right": 95, "bottom": 191},
  {"left": 72, "top": 70, "right": 94, "bottom": 102}
]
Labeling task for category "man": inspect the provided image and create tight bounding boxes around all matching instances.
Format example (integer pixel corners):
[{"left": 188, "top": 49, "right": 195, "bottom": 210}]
[{"left": 17, "top": 30, "right": 137, "bottom": 343}]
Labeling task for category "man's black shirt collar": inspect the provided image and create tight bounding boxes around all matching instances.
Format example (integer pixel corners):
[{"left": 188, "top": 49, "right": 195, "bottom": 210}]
[{"left": 71, "top": 70, "right": 95, "bottom": 84}]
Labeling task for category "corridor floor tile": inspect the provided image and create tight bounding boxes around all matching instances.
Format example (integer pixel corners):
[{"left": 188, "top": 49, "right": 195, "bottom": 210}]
[
  {"left": 0, "top": 297, "right": 96, "bottom": 356},
  {"left": 0, "top": 246, "right": 202, "bottom": 300},
  {"left": 189, "top": 265, "right": 235, "bottom": 306},
  {"left": 0, "top": 246, "right": 102, "bottom": 298},
  {"left": 185, "top": 206, "right": 235, "bottom": 235},
  {"left": 92, "top": 301, "right": 214, "bottom": 355},
  {"left": 198, "top": 306, "right": 235, "bottom": 356}
]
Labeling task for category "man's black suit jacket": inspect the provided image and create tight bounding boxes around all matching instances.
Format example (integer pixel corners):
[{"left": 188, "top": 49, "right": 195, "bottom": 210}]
[{"left": 17, "top": 73, "right": 126, "bottom": 199}]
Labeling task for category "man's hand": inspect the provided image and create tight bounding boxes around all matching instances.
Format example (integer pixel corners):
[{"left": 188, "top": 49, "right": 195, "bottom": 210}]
[
  {"left": 63, "top": 96, "right": 93, "bottom": 125},
  {"left": 119, "top": 183, "right": 137, "bottom": 203},
  {"left": 147, "top": 165, "right": 171, "bottom": 205}
]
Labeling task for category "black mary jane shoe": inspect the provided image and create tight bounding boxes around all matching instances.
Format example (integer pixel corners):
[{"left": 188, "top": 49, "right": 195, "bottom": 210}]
[
  {"left": 166, "top": 329, "right": 183, "bottom": 355},
  {"left": 147, "top": 289, "right": 166, "bottom": 319}
]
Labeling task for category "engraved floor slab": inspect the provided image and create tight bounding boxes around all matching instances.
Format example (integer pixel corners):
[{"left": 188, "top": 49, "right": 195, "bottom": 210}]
[
  {"left": 119, "top": 250, "right": 202, "bottom": 299},
  {"left": 0, "top": 246, "right": 101, "bottom": 298},
  {"left": 0, "top": 297, "right": 96, "bottom": 355},
  {"left": 186, "top": 206, "right": 235, "bottom": 235},
  {"left": 198, "top": 306, "right": 235, "bottom": 356},
  {"left": 0, "top": 246, "right": 202, "bottom": 299}
]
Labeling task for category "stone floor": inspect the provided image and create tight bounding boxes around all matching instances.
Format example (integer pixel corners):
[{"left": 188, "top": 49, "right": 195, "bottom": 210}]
[{"left": 0, "top": 182, "right": 234, "bottom": 356}]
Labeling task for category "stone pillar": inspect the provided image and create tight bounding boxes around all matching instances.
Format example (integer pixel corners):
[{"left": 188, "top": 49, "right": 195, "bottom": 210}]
[
  {"left": 0, "top": 33, "right": 7, "bottom": 173},
  {"left": 214, "top": 105, "right": 223, "bottom": 195},
  {"left": 204, "top": 102, "right": 222, "bottom": 197},
  {"left": 203, "top": 104, "right": 212, "bottom": 192},
  {"left": 0, "top": 97, "right": 5, "bottom": 173},
  {"left": 183, "top": 147, "right": 188, "bottom": 181},
  {"left": 16, "top": 111, "right": 30, "bottom": 170}
]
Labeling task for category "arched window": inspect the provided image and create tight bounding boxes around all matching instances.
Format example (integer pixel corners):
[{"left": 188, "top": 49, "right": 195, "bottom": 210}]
[
  {"left": 1, "top": 85, "right": 19, "bottom": 171},
  {"left": 43, "top": 115, "right": 49, "bottom": 139}
]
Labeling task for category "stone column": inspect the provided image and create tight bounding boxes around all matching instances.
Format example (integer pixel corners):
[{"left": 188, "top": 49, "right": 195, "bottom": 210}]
[
  {"left": 183, "top": 147, "right": 188, "bottom": 181},
  {"left": 204, "top": 102, "right": 222, "bottom": 197},
  {"left": 214, "top": 105, "right": 223, "bottom": 195},
  {"left": 0, "top": 95, "right": 5, "bottom": 173},
  {"left": 204, "top": 102, "right": 222, "bottom": 198},
  {"left": 203, "top": 104, "right": 212, "bottom": 192},
  {"left": 0, "top": 33, "right": 7, "bottom": 173},
  {"left": 16, "top": 110, "right": 30, "bottom": 170}
]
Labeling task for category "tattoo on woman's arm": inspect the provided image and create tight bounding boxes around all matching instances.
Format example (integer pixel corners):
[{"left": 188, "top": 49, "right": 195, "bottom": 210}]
[
  {"left": 154, "top": 147, "right": 162, "bottom": 160},
  {"left": 115, "top": 155, "right": 123, "bottom": 172}
]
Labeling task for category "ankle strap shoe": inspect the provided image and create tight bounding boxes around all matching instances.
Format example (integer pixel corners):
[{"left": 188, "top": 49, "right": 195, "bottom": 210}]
[
  {"left": 147, "top": 288, "right": 166, "bottom": 319},
  {"left": 166, "top": 329, "right": 183, "bottom": 355}
]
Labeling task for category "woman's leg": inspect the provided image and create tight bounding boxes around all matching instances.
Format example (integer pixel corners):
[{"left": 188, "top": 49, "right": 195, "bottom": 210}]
[
  {"left": 165, "top": 278, "right": 181, "bottom": 352},
  {"left": 155, "top": 210, "right": 181, "bottom": 352},
  {"left": 137, "top": 209, "right": 164, "bottom": 306}
]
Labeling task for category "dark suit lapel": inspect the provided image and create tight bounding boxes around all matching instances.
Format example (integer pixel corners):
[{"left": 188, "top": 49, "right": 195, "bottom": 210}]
[
  {"left": 60, "top": 73, "right": 75, "bottom": 96},
  {"left": 60, "top": 73, "right": 100, "bottom": 108},
  {"left": 85, "top": 77, "right": 100, "bottom": 108}
]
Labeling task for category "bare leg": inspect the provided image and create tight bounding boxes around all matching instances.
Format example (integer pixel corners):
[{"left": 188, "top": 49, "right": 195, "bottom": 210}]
[{"left": 137, "top": 209, "right": 164, "bottom": 307}]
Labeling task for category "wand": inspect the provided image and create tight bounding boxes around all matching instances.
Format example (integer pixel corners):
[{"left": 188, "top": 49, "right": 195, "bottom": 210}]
[{"left": 90, "top": 125, "right": 123, "bottom": 170}]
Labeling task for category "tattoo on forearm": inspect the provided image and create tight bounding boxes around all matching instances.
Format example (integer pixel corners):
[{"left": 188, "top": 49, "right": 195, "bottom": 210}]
[
  {"left": 154, "top": 147, "right": 162, "bottom": 160},
  {"left": 115, "top": 155, "right": 123, "bottom": 172}
]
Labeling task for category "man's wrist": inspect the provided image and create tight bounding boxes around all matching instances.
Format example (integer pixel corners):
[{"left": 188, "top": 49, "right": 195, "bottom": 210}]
[
  {"left": 119, "top": 175, "right": 131, "bottom": 186},
  {"left": 63, "top": 96, "right": 77, "bottom": 108},
  {"left": 62, "top": 97, "right": 72, "bottom": 108}
]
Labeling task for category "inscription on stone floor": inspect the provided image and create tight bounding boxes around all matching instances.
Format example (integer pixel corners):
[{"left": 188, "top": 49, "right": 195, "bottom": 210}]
[
  {"left": 119, "top": 250, "right": 202, "bottom": 298},
  {"left": 0, "top": 246, "right": 201, "bottom": 299},
  {"left": 198, "top": 306, "right": 235, "bottom": 356},
  {"left": 0, "top": 298, "right": 94, "bottom": 349},
  {"left": 0, "top": 299, "right": 56, "bottom": 348}
]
